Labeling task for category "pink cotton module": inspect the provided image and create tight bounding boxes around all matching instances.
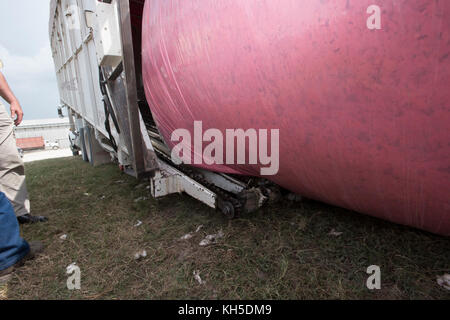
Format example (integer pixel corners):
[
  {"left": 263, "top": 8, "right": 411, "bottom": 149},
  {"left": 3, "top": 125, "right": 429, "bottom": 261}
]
[{"left": 141, "top": 0, "right": 450, "bottom": 236}]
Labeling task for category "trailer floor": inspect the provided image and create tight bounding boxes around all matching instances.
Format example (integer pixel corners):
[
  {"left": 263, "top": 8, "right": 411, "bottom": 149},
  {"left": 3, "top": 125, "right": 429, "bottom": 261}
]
[{"left": 1, "top": 157, "right": 448, "bottom": 300}]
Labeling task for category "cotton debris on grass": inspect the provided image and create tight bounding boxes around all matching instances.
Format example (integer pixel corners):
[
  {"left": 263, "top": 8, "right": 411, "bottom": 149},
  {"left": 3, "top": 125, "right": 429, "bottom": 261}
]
[
  {"left": 199, "top": 230, "right": 224, "bottom": 247},
  {"left": 328, "top": 229, "right": 343, "bottom": 237},
  {"left": 134, "top": 250, "right": 147, "bottom": 261},
  {"left": 180, "top": 233, "right": 194, "bottom": 241},
  {"left": 437, "top": 274, "right": 450, "bottom": 291},
  {"left": 59, "top": 234, "right": 68, "bottom": 241},
  {"left": 134, "top": 220, "right": 143, "bottom": 228},
  {"left": 193, "top": 270, "right": 206, "bottom": 285},
  {"left": 180, "top": 225, "right": 204, "bottom": 241},
  {"left": 134, "top": 197, "right": 148, "bottom": 203}
]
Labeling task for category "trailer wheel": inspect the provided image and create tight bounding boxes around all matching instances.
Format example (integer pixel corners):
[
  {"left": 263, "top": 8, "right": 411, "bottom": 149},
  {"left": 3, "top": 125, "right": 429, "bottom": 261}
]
[
  {"left": 85, "top": 126, "right": 94, "bottom": 164},
  {"left": 219, "top": 201, "right": 235, "bottom": 219},
  {"left": 79, "top": 128, "right": 87, "bottom": 162},
  {"left": 80, "top": 127, "right": 92, "bottom": 163}
]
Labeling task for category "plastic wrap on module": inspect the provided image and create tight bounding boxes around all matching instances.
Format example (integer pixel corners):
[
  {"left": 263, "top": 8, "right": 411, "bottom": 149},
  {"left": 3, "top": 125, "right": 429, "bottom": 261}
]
[{"left": 142, "top": 0, "right": 450, "bottom": 235}]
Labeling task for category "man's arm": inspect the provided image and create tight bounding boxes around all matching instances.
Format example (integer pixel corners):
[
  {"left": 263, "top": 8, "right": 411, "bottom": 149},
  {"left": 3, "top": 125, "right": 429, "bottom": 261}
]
[{"left": 0, "top": 71, "right": 23, "bottom": 126}]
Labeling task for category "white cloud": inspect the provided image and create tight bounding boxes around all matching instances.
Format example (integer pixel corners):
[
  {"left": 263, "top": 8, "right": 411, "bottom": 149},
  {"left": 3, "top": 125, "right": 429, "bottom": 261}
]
[
  {"left": 0, "top": 44, "right": 55, "bottom": 87},
  {"left": 0, "top": 0, "right": 60, "bottom": 119},
  {"left": 0, "top": 45, "right": 59, "bottom": 119}
]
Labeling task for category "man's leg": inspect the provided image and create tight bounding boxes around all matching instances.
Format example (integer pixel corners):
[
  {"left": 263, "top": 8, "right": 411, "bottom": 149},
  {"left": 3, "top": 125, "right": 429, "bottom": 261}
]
[
  {"left": 0, "top": 192, "right": 44, "bottom": 283},
  {"left": 0, "top": 131, "right": 47, "bottom": 224},
  {"left": 0, "top": 191, "right": 29, "bottom": 272},
  {"left": 0, "top": 131, "right": 30, "bottom": 218}
]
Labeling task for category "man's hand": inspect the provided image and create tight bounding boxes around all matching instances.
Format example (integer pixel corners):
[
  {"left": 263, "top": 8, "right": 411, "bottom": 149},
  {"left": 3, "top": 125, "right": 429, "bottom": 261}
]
[
  {"left": 10, "top": 100, "right": 23, "bottom": 126},
  {"left": 1, "top": 71, "right": 23, "bottom": 126}
]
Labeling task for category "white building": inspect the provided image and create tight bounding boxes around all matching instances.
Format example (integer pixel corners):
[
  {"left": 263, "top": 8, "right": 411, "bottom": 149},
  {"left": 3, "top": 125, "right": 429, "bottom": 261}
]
[{"left": 14, "top": 118, "right": 71, "bottom": 149}]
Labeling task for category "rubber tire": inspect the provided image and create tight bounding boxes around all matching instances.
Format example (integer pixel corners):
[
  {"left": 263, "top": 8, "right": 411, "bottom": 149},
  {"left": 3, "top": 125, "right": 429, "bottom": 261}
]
[
  {"left": 85, "top": 126, "right": 94, "bottom": 165},
  {"left": 79, "top": 127, "right": 90, "bottom": 162}
]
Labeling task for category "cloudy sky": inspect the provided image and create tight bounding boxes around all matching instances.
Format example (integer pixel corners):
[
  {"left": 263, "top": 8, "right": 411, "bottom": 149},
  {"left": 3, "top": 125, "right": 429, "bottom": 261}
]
[{"left": 0, "top": 0, "right": 59, "bottom": 120}]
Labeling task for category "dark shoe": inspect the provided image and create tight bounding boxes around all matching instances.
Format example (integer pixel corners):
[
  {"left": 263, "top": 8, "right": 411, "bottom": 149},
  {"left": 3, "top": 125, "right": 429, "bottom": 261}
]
[
  {"left": 17, "top": 214, "right": 49, "bottom": 225},
  {"left": 0, "top": 241, "right": 44, "bottom": 282}
]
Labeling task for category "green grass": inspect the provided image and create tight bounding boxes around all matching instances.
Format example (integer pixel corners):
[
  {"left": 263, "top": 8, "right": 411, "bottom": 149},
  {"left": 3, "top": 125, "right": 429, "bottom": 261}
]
[{"left": 1, "top": 157, "right": 449, "bottom": 299}]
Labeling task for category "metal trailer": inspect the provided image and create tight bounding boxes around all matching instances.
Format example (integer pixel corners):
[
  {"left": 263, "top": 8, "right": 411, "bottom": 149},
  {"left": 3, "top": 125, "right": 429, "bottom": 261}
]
[{"left": 49, "top": 0, "right": 280, "bottom": 218}]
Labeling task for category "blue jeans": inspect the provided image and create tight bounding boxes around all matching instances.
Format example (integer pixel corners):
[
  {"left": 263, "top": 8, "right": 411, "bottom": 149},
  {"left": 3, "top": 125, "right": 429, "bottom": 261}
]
[{"left": 0, "top": 192, "right": 29, "bottom": 271}]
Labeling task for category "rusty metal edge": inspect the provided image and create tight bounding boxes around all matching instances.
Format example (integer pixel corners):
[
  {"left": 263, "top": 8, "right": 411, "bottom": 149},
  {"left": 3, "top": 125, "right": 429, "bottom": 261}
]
[{"left": 118, "top": 0, "right": 158, "bottom": 179}]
